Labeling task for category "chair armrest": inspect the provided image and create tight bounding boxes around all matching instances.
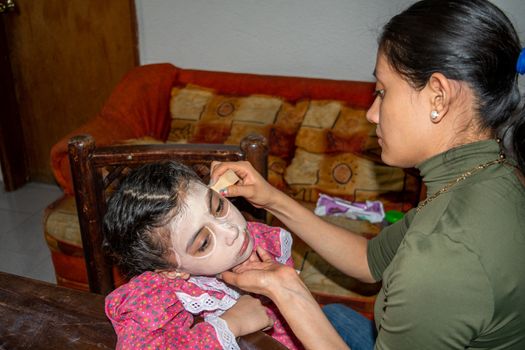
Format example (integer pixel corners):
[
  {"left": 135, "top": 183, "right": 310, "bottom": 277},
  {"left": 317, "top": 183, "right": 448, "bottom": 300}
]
[
  {"left": 194, "top": 317, "right": 287, "bottom": 350},
  {"left": 51, "top": 63, "right": 180, "bottom": 195},
  {"left": 238, "top": 331, "right": 288, "bottom": 350}
]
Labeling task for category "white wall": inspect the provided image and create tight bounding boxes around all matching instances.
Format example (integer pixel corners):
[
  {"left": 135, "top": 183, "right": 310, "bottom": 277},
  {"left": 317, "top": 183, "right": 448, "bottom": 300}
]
[
  {"left": 493, "top": 1, "right": 525, "bottom": 92},
  {"left": 136, "top": 0, "right": 412, "bottom": 82},
  {"left": 136, "top": 0, "right": 524, "bottom": 86}
]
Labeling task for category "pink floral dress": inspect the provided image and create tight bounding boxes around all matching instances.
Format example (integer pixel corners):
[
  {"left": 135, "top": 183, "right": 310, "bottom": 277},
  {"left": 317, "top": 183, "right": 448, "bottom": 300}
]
[{"left": 105, "top": 222, "right": 303, "bottom": 349}]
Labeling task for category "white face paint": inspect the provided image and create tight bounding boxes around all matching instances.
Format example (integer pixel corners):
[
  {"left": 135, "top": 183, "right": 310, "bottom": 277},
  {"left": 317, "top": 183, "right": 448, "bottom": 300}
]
[{"left": 167, "top": 181, "right": 254, "bottom": 276}]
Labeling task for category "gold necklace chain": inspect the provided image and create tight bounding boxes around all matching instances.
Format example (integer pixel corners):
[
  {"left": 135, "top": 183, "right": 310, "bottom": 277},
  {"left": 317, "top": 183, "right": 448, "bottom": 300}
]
[{"left": 416, "top": 157, "right": 505, "bottom": 212}]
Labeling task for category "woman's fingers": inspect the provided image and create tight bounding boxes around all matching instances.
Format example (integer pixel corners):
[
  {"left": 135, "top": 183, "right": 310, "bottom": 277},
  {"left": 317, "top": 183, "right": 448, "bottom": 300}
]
[
  {"left": 221, "top": 265, "right": 300, "bottom": 302},
  {"left": 223, "top": 183, "right": 257, "bottom": 201},
  {"left": 210, "top": 161, "right": 275, "bottom": 208},
  {"left": 220, "top": 267, "right": 271, "bottom": 295},
  {"left": 220, "top": 249, "right": 287, "bottom": 297},
  {"left": 220, "top": 270, "right": 239, "bottom": 286},
  {"left": 210, "top": 161, "right": 255, "bottom": 185},
  {"left": 232, "top": 251, "right": 261, "bottom": 273},
  {"left": 231, "top": 249, "right": 276, "bottom": 274},
  {"left": 256, "top": 246, "right": 275, "bottom": 262}
]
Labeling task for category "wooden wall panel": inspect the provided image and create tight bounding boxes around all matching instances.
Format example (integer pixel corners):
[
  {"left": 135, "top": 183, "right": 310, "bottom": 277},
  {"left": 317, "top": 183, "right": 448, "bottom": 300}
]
[{"left": 3, "top": 0, "right": 138, "bottom": 183}]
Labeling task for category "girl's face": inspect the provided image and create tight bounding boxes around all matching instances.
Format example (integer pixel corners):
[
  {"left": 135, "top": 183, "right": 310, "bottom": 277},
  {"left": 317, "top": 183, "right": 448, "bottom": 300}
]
[
  {"left": 366, "top": 51, "right": 435, "bottom": 168},
  {"left": 167, "top": 181, "right": 253, "bottom": 276}
]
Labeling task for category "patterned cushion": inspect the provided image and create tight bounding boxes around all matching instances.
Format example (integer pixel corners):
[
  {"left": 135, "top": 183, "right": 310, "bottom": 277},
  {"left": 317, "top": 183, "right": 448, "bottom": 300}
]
[
  {"left": 45, "top": 195, "right": 82, "bottom": 247},
  {"left": 168, "top": 85, "right": 302, "bottom": 157},
  {"left": 168, "top": 85, "right": 214, "bottom": 142},
  {"left": 283, "top": 147, "right": 411, "bottom": 207},
  {"left": 294, "top": 100, "right": 378, "bottom": 156},
  {"left": 168, "top": 85, "right": 305, "bottom": 190}
]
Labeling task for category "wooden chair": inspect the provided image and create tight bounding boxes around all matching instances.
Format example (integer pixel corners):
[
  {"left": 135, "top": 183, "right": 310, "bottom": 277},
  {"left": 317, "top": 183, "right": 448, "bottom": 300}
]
[{"left": 68, "top": 133, "right": 287, "bottom": 349}]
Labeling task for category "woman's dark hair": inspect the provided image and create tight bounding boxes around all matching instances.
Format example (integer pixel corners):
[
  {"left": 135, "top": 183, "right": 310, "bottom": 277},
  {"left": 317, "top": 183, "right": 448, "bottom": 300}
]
[
  {"left": 379, "top": 0, "right": 525, "bottom": 172},
  {"left": 103, "top": 161, "right": 202, "bottom": 277}
]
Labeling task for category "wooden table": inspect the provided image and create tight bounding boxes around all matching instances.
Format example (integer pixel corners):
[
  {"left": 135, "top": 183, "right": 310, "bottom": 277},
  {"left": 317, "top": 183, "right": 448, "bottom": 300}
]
[
  {"left": 0, "top": 271, "right": 287, "bottom": 349},
  {"left": 0, "top": 271, "right": 116, "bottom": 349}
]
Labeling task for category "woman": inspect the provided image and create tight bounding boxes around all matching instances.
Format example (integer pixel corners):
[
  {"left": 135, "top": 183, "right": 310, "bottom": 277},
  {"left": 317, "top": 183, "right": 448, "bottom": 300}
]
[{"left": 211, "top": 0, "right": 525, "bottom": 349}]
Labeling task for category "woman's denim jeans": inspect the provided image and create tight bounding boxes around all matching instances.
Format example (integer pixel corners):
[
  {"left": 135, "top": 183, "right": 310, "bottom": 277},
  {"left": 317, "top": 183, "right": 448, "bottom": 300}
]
[{"left": 322, "top": 304, "right": 376, "bottom": 350}]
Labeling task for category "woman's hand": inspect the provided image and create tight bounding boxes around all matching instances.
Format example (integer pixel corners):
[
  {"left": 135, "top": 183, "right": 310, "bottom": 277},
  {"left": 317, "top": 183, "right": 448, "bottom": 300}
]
[
  {"left": 225, "top": 247, "right": 350, "bottom": 349},
  {"left": 231, "top": 250, "right": 261, "bottom": 273},
  {"left": 221, "top": 247, "right": 300, "bottom": 299},
  {"left": 210, "top": 161, "right": 278, "bottom": 209},
  {"left": 219, "top": 294, "right": 274, "bottom": 337}
]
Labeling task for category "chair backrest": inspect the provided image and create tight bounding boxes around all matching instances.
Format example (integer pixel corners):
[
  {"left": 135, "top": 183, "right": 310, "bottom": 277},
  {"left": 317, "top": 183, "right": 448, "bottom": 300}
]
[{"left": 68, "top": 133, "right": 268, "bottom": 295}]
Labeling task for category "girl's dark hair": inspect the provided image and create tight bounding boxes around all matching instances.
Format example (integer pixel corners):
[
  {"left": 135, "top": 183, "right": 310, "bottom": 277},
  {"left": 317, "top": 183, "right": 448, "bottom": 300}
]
[
  {"left": 103, "top": 161, "right": 202, "bottom": 277},
  {"left": 379, "top": 0, "right": 525, "bottom": 172}
]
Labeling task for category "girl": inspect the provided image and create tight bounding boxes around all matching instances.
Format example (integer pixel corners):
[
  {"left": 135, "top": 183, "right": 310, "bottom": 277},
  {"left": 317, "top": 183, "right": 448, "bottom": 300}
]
[{"left": 103, "top": 161, "right": 302, "bottom": 350}]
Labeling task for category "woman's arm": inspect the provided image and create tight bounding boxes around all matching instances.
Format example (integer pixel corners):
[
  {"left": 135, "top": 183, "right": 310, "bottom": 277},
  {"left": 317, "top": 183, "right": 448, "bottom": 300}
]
[{"left": 212, "top": 161, "right": 375, "bottom": 283}]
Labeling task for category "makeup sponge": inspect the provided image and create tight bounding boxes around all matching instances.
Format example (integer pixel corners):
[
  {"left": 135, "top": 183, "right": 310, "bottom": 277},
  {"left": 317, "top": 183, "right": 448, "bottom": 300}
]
[{"left": 210, "top": 169, "right": 240, "bottom": 193}]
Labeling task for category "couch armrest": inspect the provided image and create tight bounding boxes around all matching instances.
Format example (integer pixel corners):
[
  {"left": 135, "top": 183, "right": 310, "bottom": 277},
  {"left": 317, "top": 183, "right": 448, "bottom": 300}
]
[{"left": 50, "top": 63, "right": 180, "bottom": 195}]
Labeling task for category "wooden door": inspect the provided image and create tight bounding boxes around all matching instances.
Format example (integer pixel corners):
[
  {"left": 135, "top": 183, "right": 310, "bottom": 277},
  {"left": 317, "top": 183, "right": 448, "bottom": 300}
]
[
  {"left": 0, "top": 0, "right": 138, "bottom": 189},
  {"left": 0, "top": 7, "right": 27, "bottom": 191}
]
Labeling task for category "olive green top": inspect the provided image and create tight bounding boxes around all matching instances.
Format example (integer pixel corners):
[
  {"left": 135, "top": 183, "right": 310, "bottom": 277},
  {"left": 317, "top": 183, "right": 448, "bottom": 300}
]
[{"left": 368, "top": 140, "right": 525, "bottom": 349}]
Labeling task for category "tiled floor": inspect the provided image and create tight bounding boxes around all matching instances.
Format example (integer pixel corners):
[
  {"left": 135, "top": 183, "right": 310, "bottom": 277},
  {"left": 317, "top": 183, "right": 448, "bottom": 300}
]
[{"left": 0, "top": 181, "right": 63, "bottom": 283}]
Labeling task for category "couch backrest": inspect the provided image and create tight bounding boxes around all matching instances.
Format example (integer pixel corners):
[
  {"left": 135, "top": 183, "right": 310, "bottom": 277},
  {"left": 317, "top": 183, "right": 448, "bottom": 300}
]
[{"left": 177, "top": 68, "right": 376, "bottom": 108}]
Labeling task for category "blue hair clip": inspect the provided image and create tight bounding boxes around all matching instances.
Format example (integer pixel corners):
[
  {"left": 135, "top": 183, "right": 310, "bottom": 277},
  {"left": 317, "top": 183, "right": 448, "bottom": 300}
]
[{"left": 517, "top": 48, "right": 525, "bottom": 75}]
